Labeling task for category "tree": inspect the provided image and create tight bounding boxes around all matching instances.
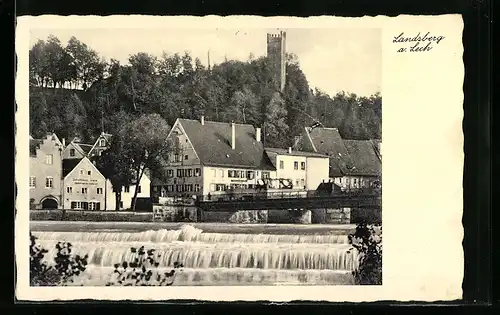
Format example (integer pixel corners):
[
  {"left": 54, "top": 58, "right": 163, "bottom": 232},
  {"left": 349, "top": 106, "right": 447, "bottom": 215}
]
[
  {"left": 96, "top": 133, "right": 135, "bottom": 210},
  {"left": 263, "top": 92, "right": 289, "bottom": 147},
  {"left": 120, "top": 114, "right": 172, "bottom": 210},
  {"left": 66, "top": 36, "right": 106, "bottom": 90}
]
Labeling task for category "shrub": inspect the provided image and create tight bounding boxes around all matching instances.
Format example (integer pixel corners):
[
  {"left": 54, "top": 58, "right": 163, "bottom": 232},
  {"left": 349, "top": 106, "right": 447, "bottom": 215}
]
[
  {"left": 348, "top": 221, "right": 382, "bottom": 285},
  {"left": 30, "top": 233, "right": 88, "bottom": 286},
  {"left": 106, "top": 245, "right": 183, "bottom": 286}
]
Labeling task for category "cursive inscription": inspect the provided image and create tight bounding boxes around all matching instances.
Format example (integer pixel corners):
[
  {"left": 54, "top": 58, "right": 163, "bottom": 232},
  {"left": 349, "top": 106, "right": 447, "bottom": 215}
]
[{"left": 393, "top": 32, "right": 446, "bottom": 53}]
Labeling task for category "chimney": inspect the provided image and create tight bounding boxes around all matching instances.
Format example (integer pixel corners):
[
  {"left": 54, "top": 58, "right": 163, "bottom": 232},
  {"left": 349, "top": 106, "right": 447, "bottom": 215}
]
[
  {"left": 288, "top": 147, "right": 292, "bottom": 154},
  {"left": 62, "top": 138, "right": 66, "bottom": 147},
  {"left": 231, "top": 122, "right": 236, "bottom": 150},
  {"left": 201, "top": 115, "right": 205, "bottom": 125},
  {"left": 256, "top": 127, "right": 261, "bottom": 142}
]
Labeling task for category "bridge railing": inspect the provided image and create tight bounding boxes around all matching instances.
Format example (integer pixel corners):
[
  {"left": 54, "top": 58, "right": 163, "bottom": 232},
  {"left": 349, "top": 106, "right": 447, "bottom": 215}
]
[{"left": 197, "top": 187, "right": 380, "bottom": 203}]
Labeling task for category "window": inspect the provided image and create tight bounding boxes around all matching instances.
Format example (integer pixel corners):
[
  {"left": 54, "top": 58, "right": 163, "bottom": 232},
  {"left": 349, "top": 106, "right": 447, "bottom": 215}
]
[
  {"left": 167, "top": 169, "right": 174, "bottom": 177},
  {"left": 124, "top": 186, "right": 130, "bottom": 193},
  {"left": 247, "top": 171, "right": 255, "bottom": 180},
  {"left": 194, "top": 184, "right": 200, "bottom": 192},
  {"left": 228, "top": 170, "right": 234, "bottom": 178},
  {"left": 29, "top": 176, "right": 36, "bottom": 188},
  {"left": 220, "top": 170, "right": 224, "bottom": 178},
  {"left": 69, "top": 149, "right": 75, "bottom": 157},
  {"left": 262, "top": 172, "right": 270, "bottom": 179},
  {"left": 81, "top": 187, "right": 88, "bottom": 194},
  {"left": 184, "top": 155, "right": 189, "bottom": 160},
  {"left": 187, "top": 169, "right": 193, "bottom": 177},
  {"left": 176, "top": 185, "right": 183, "bottom": 192},
  {"left": 45, "top": 154, "right": 53, "bottom": 165},
  {"left": 279, "top": 160, "right": 284, "bottom": 169},
  {"left": 137, "top": 185, "right": 141, "bottom": 193},
  {"left": 194, "top": 168, "right": 201, "bottom": 177},
  {"left": 80, "top": 169, "right": 84, "bottom": 175},
  {"left": 294, "top": 161, "right": 299, "bottom": 170},
  {"left": 88, "top": 202, "right": 100, "bottom": 210},
  {"left": 173, "top": 178, "right": 177, "bottom": 184},
  {"left": 215, "top": 184, "right": 226, "bottom": 191},
  {"left": 100, "top": 139, "right": 106, "bottom": 147},
  {"left": 296, "top": 180, "right": 300, "bottom": 186},
  {"left": 301, "top": 162, "right": 306, "bottom": 170},
  {"left": 71, "top": 202, "right": 77, "bottom": 209},
  {"left": 45, "top": 177, "right": 53, "bottom": 188},
  {"left": 67, "top": 186, "right": 73, "bottom": 193},
  {"left": 97, "top": 187, "right": 103, "bottom": 194},
  {"left": 87, "top": 170, "right": 92, "bottom": 176},
  {"left": 353, "top": 179, "right": 357, "bottom": 185},
  {"left": 177, "top": 169, "right": 183, "bottom": 177},
  {"left": 168, "top": 185, "right": 174, "bottom": 192}
]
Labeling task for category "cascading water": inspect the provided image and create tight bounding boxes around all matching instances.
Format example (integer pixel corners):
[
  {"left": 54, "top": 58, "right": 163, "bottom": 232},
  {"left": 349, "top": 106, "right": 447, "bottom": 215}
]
[{"left": 32, "top": 224, "right": 359, "bottom": 286}]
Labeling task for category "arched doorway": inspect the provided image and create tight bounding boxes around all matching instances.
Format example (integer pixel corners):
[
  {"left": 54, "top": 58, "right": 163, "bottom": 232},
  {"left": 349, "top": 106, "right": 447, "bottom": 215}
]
[{"left": 41, "top": 197, "right": 58, "bottom": 209}]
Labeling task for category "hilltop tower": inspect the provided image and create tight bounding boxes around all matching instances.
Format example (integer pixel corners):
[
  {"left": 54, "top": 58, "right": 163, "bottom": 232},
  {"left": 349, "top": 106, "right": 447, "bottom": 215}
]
[{"left": 267, "top": 31, "right": 287, "bottom": 93}]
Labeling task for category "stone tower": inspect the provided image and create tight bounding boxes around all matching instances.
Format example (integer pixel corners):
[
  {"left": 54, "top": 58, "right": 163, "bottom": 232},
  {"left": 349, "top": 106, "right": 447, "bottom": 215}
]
[{"left": 266, "top": 31, "right": 287, "bottom": 93}]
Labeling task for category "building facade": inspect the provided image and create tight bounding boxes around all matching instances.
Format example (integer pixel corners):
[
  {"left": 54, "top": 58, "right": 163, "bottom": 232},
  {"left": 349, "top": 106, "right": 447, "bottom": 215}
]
[
  {"left": 29, "top": 133, "right": 64, "bottom": 209},
  {"left": 265, "top": 147, "right": 330, "bottom": 190},
  {"left": 151, "top": 118, "right": 276, "bottom": 198},
  {"left": 106, "top": 173, "right": 151, "bottom": 210},
  {"left": 62, "top": 157, "right": 108, "bottom": 210}
]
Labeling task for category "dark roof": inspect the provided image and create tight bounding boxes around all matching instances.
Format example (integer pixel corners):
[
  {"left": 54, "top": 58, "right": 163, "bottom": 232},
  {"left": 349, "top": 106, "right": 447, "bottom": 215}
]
[
  {"left": 305, "top": 127, "right": 355, "bottom": 177},
  {"left": 178, "top": 119, "right": 275, "bottom": 170},
  {"left": 29, "top": 139, "right": 43, "bottom": 156},
  {"left": 77, "top": 144, "right": 94, "bottom": 155},
  {"left": 264, "top": 147, "right": 329, "bottom": 158},
  {"left": 63, "top": 158, "right": 82, "bottom": 177},
  {"left": 343, "top": 140, "right": 381, "bottom": 176}
]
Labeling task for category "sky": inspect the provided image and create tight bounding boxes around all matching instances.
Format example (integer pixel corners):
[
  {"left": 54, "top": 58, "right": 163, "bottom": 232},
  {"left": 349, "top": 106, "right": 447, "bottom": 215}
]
[{"left": 30, "top": 28, "right": 381, "bottom": 97}]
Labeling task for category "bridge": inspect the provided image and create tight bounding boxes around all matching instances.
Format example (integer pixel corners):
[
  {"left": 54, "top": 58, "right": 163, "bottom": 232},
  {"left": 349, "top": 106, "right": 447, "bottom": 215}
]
[{"left": 195, "top": 190, "right": 382, "bottom": 212}]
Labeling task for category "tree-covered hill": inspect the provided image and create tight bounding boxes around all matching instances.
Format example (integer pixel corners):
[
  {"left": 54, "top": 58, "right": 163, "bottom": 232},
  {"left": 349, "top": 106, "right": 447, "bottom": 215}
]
[{"left": 29, "top": 35, "right": 381, "bottom": 147}]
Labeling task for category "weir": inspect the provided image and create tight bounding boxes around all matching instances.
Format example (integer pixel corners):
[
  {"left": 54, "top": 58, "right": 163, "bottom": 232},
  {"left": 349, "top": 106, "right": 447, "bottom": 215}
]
[{"left": 32, "top": 224, "right": 360, "bottom": 286}]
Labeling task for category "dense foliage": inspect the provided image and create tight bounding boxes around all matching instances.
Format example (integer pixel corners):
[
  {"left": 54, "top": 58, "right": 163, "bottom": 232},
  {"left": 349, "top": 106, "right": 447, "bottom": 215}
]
[
  {"left": 30, "top": 233, "right": 88, "bottom": 286},
  {"left": 348, "top": 222, "right": 382, "bottom": 285},
  {"left": 29, "top": 35, "right": 381, "bottom": 147}
]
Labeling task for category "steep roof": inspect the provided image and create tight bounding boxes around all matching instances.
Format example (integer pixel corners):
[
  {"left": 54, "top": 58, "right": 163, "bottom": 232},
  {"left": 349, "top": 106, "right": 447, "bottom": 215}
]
[
  {"left": 304, "top": 127, "right": 355, "bottom": 177},
  {"left": 63, "top": 158, "right": 82, "bottom": 177},
  {"left": 177, "top": 119, "right": 275, "bottom": 170},
  {"left": 77, "top": 143, "right": 94, "bottom": 155},
  {"left": 343, "top": 140, "right": 381, "bottom": 176}
]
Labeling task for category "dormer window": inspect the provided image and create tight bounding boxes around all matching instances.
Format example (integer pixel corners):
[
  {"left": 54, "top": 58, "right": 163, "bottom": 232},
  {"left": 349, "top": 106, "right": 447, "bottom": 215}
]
[{"left": 99, "top": 139, "right": 105, "bottom": 147}]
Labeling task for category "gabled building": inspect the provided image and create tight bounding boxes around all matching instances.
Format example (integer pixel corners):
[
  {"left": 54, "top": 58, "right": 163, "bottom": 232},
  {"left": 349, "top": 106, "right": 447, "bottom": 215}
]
[
  {"left": 62, "top": 157, "right": 109, "bottom": 210},
  {"left": 62, "top": 138, "right": 94, "bottom": 160},
  {"left": 151, "top": 117, "right": 275, "bottom": 197},
  {"left": 29, "top": 133, "right": 64, "bottom": 209},
  {"left": 295, "top": 126, "right": 381, "bottom": 190},
  {"left": 88, "top": 132, "right": 112, "bottom": 158}
]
